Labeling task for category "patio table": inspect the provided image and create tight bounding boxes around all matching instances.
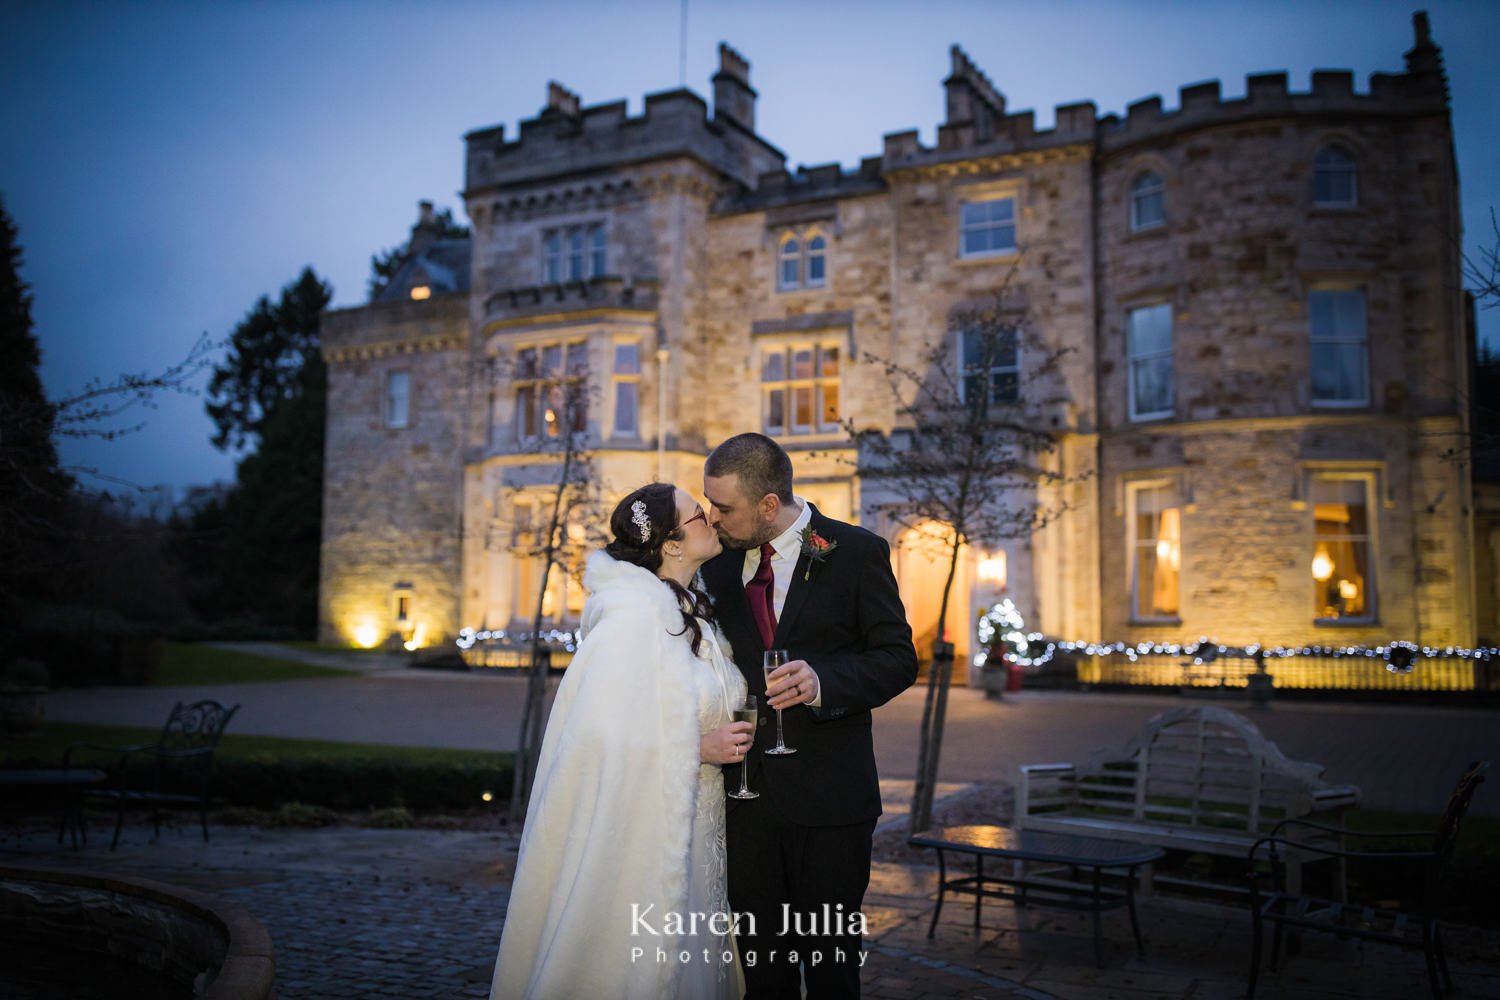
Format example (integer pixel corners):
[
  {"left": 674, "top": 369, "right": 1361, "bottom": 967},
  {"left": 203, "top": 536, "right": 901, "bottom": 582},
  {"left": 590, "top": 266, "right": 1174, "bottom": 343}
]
[{"left": 909, "top": 823, "right": 1164, "bottom": 966}]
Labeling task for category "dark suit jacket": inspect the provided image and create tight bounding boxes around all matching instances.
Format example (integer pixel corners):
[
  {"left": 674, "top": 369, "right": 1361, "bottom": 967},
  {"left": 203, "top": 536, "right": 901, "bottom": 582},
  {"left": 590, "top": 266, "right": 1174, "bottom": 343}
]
[{"left": 703, "top": 504, "right": 917, "bottom": 826}]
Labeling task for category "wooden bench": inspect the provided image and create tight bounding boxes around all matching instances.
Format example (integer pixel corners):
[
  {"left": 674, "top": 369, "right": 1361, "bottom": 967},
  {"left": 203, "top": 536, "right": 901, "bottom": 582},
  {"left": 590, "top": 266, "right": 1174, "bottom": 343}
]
[{"left": 1016, "top": 706, "right": 1360, "bottom": 894}]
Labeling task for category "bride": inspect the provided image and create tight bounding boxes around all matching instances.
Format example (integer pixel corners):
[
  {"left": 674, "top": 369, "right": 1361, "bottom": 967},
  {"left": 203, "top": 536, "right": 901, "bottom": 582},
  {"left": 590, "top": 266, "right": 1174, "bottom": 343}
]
[{"left": 490, "top": 483, "right": 752, "bottom": 1000}]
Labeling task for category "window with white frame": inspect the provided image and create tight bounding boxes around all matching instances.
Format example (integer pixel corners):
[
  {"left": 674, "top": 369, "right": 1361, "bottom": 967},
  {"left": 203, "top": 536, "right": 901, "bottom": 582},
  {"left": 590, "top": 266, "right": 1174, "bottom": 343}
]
[
  {"left": 1308, "top": 288, "right": 1368, "bottom": 406},
  {"left": 761, "top": 343, "right": 840, "bottom": 435},
  {"left": 1129, "top": 171, "right": 1165, "bottom": 231},
  {"left": 385, "top": 370, "right": 411, "bottom": 429},
  {"left": 958, "top": 325, "right": 1019, "bottom": 408},
  {"left": 1311, "top": 475, "right": 1374, "bottom": 622},
  {"left": 1127, "top": 304, "right": 1174, "bottom": 421},
  {"left": 514, "top": 341, "right": 588, "bottom": 442},
  {"left": 776, "top": 230, "right": 827, "bottom": 291},
  {"left": 1313, "top": 145, "right": 1358, "bottom": 207},
  {"left": 611, "top": 341, "right": 641, "bottom": 438},
  {"left": 1127, "top": 480, "right": 1181, "bottom": 621},
  {"left": 959, "top": 196, "right": 1016, "bottom": 258},
  {"left": 542, "top": 223, "right": 606, "bottom": 283}
]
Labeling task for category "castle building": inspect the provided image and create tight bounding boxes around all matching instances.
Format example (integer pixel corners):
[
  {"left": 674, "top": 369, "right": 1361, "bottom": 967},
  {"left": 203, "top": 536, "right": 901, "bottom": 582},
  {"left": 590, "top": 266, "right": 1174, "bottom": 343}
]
[{"left": 319, "top": 15, "right": 1480, "bottom": 670}]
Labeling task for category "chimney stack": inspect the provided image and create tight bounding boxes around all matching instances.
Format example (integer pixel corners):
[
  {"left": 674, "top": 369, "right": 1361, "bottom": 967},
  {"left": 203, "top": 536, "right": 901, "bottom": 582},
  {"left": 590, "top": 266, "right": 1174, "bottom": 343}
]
[
  {"left": 410, "top": 200, "right": 439, "bottom": 256},
  {"left": 713, "top": 43, "right": 756, "bottom": 132},
  {"left": 545, "top": 81, "right": 582, "bottom": 118}
]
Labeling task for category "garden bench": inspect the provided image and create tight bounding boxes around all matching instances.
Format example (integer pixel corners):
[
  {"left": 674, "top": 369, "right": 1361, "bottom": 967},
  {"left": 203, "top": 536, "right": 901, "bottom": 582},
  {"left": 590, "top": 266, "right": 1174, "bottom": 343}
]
[
  {"left": 62, "top": 699, "right": 239, "bottom": 850},
  {"left": 1015, "top": 706, "right": 1360, "bottom": 894}
]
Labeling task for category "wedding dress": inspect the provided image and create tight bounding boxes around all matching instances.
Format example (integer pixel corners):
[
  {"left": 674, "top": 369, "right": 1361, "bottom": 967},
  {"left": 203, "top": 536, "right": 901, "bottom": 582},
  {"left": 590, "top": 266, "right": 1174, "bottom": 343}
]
[{"left": 490, "top": 552, "right": 746, "bottom": 1000}]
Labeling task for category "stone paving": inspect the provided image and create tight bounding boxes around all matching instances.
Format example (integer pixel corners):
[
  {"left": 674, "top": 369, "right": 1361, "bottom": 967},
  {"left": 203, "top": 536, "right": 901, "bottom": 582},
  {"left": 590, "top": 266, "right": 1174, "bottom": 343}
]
[{"left": 4, "top": 802, "right": 1499, "bottom": 999}]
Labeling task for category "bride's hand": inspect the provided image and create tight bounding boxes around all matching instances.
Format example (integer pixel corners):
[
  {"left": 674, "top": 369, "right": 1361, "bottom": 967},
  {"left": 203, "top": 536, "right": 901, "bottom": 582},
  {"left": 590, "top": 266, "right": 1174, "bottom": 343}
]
[{"left": 700, "top": 721, "right": 755, "bottom": 765}]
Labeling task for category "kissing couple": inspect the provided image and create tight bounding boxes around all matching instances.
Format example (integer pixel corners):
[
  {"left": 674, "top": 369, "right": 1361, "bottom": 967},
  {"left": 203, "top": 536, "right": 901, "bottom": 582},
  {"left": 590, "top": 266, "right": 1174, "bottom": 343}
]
[{"left": 491, "top": 432, "right": 917, "bottom": 1000}]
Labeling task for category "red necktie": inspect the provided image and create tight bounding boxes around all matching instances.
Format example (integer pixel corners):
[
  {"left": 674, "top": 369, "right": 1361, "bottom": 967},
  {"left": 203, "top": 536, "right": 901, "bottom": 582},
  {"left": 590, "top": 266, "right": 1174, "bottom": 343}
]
[{"left": 746, "top": 541, "right": 778, "bottom": 649}]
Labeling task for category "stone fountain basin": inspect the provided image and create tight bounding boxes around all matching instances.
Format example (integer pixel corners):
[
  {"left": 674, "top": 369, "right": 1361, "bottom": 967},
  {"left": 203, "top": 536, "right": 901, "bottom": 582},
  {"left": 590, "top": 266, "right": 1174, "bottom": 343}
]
[{"left": 0, "top": 865, "right": 275, "bottom": 999}]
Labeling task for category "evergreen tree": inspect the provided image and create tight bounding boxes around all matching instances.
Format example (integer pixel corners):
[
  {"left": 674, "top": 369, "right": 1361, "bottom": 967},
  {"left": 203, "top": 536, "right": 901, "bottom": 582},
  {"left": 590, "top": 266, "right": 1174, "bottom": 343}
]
[
  {"left": 194, "top": 268, "right": 332, "bottom": 632},
  {"left": 0, "top": 196, "right": 71, "bottom": 611},
  {"left": 206, "top": 267, "right": 331, "bottom": 451}
]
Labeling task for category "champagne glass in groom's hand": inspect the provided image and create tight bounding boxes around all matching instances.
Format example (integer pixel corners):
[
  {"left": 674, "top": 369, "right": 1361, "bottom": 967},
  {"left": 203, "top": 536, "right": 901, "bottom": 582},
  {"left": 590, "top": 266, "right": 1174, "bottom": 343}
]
[{"left": 762, "top": 650, "right": 797, "bottom": 755}]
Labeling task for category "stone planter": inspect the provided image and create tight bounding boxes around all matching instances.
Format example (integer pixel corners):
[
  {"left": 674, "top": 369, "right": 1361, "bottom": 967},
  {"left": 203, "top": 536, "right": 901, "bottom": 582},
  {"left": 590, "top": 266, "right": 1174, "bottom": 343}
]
[{"left": 980, "top": 662, "right": 1007, "bottom": 700}]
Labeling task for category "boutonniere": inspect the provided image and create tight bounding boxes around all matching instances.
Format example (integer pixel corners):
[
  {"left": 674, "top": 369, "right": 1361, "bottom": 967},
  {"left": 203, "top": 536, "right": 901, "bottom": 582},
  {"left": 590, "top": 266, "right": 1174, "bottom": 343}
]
[{"left": 798, "top": 526, "right": 839, "bottom": 581}]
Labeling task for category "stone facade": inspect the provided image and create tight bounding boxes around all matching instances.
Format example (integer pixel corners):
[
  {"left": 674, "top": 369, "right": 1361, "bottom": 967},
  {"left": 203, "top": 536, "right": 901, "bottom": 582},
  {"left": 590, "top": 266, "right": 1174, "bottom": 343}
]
[{"left": 319, "top": 20, "right": 1482, "bottom": 660}]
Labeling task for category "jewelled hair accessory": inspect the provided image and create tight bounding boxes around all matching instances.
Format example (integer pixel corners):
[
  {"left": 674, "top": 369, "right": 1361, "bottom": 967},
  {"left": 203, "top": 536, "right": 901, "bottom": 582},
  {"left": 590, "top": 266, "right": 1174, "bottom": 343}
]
[{"left": 630, "top": 499, "right": 651, "bottom": 542}]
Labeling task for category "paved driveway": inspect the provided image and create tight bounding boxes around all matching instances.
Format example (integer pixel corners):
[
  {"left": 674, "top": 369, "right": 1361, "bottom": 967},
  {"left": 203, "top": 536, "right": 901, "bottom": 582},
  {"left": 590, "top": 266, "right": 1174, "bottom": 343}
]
[{"left": 45, "top": 664, "right": 1499, "bottom": 816}]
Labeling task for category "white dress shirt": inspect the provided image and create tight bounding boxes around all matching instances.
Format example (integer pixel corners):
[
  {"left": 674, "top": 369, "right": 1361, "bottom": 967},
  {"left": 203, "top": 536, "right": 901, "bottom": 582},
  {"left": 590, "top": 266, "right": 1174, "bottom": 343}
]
[{"left": 740, "top": 498, "right": 821, "bottom": 705}]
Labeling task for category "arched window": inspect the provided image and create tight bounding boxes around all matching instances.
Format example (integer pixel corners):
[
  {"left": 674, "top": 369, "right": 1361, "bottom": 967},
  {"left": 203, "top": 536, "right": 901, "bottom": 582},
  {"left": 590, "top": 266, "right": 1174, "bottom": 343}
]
[
  {"left": 806, "top": 234, "right": 826, "bottom": 287},
  {"left": 1313, "top": 145, "right": 1358, "bottom": 207},
  {"left": 778, "top": 236, "right": 801, "bottom": 289},
  {"left": 1129, "top": 171, "right": 1165, "bottom": 231}
]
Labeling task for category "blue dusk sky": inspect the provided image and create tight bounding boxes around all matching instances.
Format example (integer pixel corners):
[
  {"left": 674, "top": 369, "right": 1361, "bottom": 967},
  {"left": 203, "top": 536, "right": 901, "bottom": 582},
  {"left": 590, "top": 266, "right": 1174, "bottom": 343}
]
[{"left": 3, "top": 0, "right": 1497, "bottom": 496}]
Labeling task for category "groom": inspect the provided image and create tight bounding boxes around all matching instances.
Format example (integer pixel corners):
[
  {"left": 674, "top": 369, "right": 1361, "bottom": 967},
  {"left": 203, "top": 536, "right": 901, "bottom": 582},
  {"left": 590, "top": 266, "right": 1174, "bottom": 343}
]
[{"left": 702, "top": 432, "right": 917, "bottom": 999}]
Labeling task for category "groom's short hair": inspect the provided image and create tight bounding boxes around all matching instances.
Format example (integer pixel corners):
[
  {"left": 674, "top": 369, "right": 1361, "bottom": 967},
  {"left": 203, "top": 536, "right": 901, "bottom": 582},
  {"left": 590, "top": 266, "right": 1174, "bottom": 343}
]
[{"left": 706, "top": 432, "right": 794, "bottom": 506}]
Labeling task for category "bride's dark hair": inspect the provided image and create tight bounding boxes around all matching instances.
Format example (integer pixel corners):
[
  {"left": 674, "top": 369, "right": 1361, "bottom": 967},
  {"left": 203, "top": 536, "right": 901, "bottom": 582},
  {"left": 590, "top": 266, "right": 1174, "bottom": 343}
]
[{"left": 604, "top": 482, "right": 715, "bottom": 656}]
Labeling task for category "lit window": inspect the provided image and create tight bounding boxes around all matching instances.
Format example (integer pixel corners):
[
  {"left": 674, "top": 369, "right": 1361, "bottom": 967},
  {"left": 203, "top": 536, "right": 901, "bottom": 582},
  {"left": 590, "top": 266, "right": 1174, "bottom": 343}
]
[
  {"left": 1129, "top": 171, "right": 1164, "bottom": 231},
  {"left": 761, "top": 343, "right": 840, "bottom": 436},
  {"left": 959, "top": 196, "right": 1016, "bottom": 258},
  {"left": 612, "top": 341, "right": 640, "bottom": 438},
  {"left": 541, "top": 224, "right": 607, "bottom": 283},
  {"left": 1311, "top": 476, "right": 1374, "bottom": 622},
  {"left": 1128, "top": 481, "right": 1181, "bottom": 621},
  {"left": 1127, "top": 304, "right": 1174, "bottom": 421},
  {"left": 1309, "top": 289, "right": 1368, "bottom": 406},
  {"left": 1313, "top": 145, "right": 1358, "bottom": 207},
  {"left": 514, "top": 341, "right": 587, "bottom": 443},
  {"left": 385, "top": 371, "right": 411, "bottom": 429},
  {"left": 958, "top": 326, "right": 1019, "bottom": 408},
  {"left": 409, "top": 285, "right": 432, "bottom": 301}
]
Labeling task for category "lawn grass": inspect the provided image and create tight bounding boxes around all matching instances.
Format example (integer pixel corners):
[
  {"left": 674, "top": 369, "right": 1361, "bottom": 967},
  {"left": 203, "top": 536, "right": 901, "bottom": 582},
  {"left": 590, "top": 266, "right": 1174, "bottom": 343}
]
[
  {"left": 150, "top": 643, "right": 351, "bottom": 686},
  {"left": 2, "top": 722, "right": 513, "bottom": 812},
  {"left": 278, "top": 640, "right": 381, "bottom": 656},
  {"left": 1, "top": 722, "right": 504, "bottom": 768}
]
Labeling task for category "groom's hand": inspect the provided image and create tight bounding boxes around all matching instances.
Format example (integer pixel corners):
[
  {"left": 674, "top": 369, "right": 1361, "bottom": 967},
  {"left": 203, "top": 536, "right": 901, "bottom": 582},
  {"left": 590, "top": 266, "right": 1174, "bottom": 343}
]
[{"left": 765, "top": 659, "right": 820, "bottom": 710}]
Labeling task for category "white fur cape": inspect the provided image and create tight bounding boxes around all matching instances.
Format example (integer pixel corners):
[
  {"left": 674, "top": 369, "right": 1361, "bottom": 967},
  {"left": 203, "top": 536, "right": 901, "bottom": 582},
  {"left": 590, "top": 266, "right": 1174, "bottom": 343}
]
[{"left": 491, "top": 551, "right": 740, "bottom": 1000}]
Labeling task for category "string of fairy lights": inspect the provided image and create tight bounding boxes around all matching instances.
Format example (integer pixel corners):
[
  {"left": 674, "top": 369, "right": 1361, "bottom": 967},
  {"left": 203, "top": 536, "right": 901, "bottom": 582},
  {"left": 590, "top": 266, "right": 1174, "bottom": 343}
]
[
  {"left": 971, "top": 600, "right": 1497, "bottom": 673},
  {"left": 451, "top": 601, "right": 1498, "bottom": 677}
]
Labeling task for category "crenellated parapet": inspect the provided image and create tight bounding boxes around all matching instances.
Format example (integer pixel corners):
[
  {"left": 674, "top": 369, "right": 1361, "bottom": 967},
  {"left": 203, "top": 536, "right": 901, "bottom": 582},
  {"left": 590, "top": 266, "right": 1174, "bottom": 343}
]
[
  {"left": 883, "top": 99, "right": 1097, "bottom": 173},
  {"left": 1099, "top": 15, "right": 1448, "bottom": 154},
  {"left": 464, "top": 51, "right": 785, "bottom": 198},
  {"left": 717, "top": 157, "right": 887, "bottom": 215}
]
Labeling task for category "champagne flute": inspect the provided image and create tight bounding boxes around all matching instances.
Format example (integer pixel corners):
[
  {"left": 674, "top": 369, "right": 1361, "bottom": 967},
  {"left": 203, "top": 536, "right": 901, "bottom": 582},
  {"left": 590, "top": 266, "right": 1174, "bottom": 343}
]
[
  {"left": 762, "top": 649, "right": 798, "bottom": 755},
  {"left": 727, "top": 696, "right": 759, "bottom": 799}
]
